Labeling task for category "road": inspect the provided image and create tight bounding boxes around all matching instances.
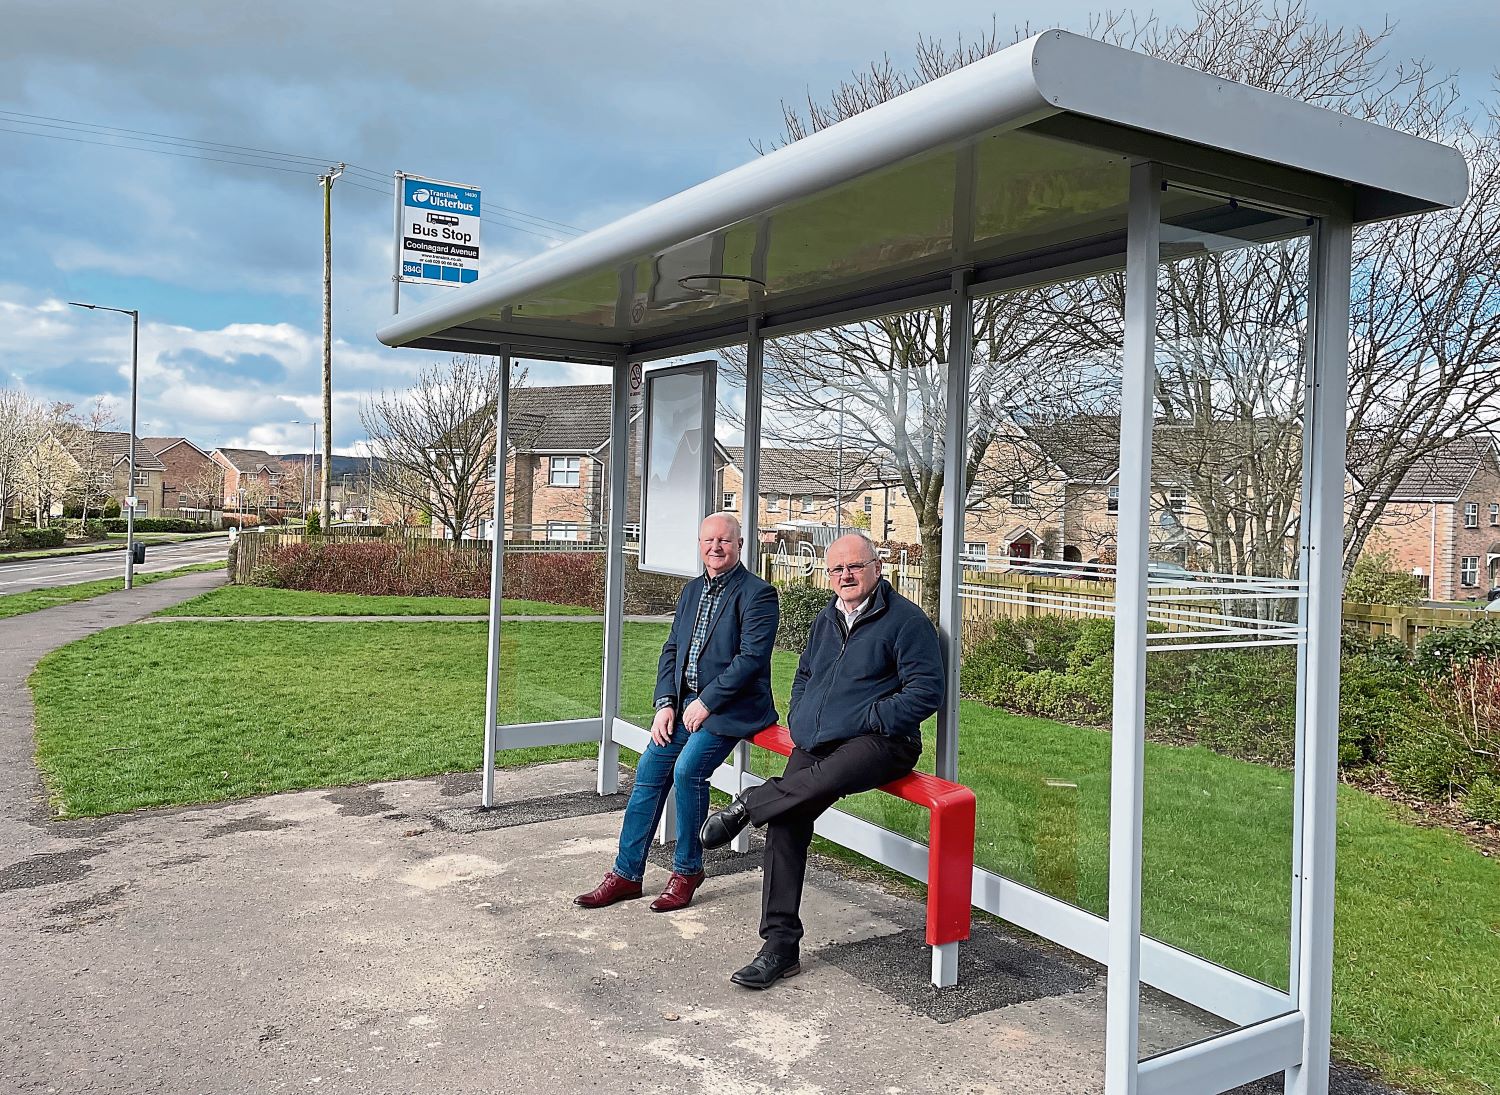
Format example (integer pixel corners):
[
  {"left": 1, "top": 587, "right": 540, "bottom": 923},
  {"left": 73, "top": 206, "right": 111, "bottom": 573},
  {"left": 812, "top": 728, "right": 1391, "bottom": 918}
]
[{"left": 0, "top": 536, "right": 229, "bottom": 594}]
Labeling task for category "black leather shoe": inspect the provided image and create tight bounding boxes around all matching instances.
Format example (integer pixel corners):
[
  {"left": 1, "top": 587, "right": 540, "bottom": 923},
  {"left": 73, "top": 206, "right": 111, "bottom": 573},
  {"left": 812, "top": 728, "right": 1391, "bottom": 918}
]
[
  {"left": 699, "top": 797, "right": 751, "bottom": 850},
  {"left": 730, "top": 950, "right": 801, "bottom": 989}
]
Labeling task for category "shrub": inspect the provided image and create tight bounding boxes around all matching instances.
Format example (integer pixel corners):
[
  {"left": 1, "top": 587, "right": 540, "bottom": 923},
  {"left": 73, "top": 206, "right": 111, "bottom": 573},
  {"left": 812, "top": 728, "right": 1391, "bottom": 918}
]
[
  {"left": 61, "top": 499, "right": 120, "bottom": 518},
  {"left": 1462, "top": 776, "right": 1500, "bottom": 824},
  {"left": 5, "top": 526, "right": 67, "bottom": 549},
  {"left": 1343, "top": 544, "right": 1426, "bottom": 606},
  {"left": 1414, "top": 617, "right": 1500, "bottom": 678},
  {"left": 1388, "top": 656, "right": 1500, "bottom": 807},
  {"left": 305, "top": 509, "right": 321, "bottom": 536},
  {"left": 223, "top": 513, "right": 278, "bottom": 530},
  {"left": 775, "top": 584, "right": 832, "bottom": 653},
  {"left": 502, "top": 551, "right": 605, "bottom": 609}
]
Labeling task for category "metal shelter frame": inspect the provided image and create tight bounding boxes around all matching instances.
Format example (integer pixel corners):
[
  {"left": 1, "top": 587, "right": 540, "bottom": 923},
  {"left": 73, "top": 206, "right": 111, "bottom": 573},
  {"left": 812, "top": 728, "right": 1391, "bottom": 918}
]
[{"left": 379, "top": 31, "right": 1466, "bottom": 1095}]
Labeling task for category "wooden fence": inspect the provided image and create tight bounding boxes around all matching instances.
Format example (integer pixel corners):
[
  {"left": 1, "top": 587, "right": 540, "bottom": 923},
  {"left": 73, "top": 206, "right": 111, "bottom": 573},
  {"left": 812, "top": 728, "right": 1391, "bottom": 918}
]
[{"left": 1340, "top": 601, "right": 1488, "bottom": 647}]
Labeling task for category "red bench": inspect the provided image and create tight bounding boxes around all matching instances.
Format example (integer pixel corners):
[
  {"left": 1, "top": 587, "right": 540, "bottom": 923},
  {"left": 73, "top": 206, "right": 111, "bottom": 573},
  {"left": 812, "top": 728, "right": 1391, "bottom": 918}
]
[{"left": 747, "top": 724, "right": 976, "bottom": 985}]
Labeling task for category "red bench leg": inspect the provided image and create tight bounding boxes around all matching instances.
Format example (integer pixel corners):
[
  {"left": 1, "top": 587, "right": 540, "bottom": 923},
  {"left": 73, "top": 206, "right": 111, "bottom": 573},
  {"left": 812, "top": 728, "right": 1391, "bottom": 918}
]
[{"left": 926, "top": 789, "right": 976, "bottom": 987}]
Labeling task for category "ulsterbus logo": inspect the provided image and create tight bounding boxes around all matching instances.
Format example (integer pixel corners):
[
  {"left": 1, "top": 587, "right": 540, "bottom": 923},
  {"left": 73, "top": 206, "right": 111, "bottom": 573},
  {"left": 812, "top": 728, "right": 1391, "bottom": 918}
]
[{"left": 407, "top": 185, "right": 477, "bottom": 214}]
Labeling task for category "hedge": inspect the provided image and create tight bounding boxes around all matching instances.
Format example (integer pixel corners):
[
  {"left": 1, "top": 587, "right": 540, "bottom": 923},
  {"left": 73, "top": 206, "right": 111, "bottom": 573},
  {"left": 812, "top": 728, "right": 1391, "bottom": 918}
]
[
  {"left": 0, "top": 526, "right": 66, "bottom": 550},
  {"left": 102, "top": 518, "right": 214, "bottom": 534}
]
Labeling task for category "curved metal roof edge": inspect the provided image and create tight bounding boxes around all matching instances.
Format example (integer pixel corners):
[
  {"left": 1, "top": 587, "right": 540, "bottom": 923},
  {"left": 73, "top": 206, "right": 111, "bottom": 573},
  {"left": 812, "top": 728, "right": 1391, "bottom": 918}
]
[
  {"left": 378, "top": 30, "right": 1470, "bottom": 352},
  {"left": 378, "top": 33, "right": 1055, "bottom": 349}
]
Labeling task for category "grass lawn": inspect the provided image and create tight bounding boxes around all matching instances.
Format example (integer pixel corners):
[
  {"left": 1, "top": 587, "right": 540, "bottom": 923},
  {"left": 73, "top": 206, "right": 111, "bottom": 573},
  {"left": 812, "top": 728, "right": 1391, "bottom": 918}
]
[
  {"left": 157, "top": 585, "right": 593, "bottom": 617},
  {"left": 0, "top": 563, "right": 226, "bottom": 620},
  {"left": 30, "top": 618, "right": 1499, "bottom": 1095}
]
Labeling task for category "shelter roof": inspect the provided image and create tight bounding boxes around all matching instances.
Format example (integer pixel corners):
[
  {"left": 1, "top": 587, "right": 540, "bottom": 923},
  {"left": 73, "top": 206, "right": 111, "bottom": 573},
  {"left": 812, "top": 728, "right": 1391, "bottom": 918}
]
[{"left": 378, "top": 31, "right": 1466, "bottom": 363}]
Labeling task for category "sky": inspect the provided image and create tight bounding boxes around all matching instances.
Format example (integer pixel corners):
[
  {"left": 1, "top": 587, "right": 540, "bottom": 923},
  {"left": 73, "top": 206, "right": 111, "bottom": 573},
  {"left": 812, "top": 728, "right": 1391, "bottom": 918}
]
[{"left": 0, "top": 0, "right": 1494, "bottom": 457}]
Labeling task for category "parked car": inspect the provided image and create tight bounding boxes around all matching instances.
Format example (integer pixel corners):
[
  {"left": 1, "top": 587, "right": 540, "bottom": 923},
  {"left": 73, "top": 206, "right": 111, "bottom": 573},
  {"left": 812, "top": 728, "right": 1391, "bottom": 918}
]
[{"left": 1485, "top": 588, "right": 1500, "bottom": 613}]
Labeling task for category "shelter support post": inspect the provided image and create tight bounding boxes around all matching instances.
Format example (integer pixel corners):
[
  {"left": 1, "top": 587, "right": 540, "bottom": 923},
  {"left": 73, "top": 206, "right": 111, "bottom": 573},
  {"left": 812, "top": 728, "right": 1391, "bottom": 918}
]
[
  {"left": 1285, "top": 211, "right": 1353, "bottom": 1095},
  {"left": 598, "top": 350, "right": 631, "bottom": 795},
  {"left": 481, "top": 349, "right": 512, "bottom": 809},
  {"left": 731, "top": 317, "right": 766, "bottom": 853},
  {"left": 936, "top": 270, "right": 973, "bottom": 785},
  {"left": 1105, "top": 161, "right": 1163, "bottom": 1095}
]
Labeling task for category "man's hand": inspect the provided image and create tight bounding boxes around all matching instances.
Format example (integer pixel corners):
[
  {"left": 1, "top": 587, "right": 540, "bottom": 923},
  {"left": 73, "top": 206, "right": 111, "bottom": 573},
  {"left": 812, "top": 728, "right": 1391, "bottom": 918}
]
[
  {"left": 651, "top": 706, "right": 676, "bottom": 747},
  {"left": 682, "top": 698, "right": 711, "bottom": 732}
]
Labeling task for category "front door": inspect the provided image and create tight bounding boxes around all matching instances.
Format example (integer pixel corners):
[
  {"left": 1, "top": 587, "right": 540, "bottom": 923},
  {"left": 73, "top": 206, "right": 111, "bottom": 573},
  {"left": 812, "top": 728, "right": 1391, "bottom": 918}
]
[{"left": 1008, "top": 539, "right": 1033, "bottom": 561}]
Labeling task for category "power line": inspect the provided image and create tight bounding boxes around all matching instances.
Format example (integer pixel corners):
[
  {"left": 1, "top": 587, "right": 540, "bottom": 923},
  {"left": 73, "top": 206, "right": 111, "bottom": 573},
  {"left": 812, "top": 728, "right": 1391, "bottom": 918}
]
[{"left": 0, "top": 109, "right": 587, "bottom": 240}]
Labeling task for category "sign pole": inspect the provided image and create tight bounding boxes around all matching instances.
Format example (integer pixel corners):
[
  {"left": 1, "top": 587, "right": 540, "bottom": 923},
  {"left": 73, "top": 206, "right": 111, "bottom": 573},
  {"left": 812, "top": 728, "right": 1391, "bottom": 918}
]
[{"left": 392, "top": 171, "right": 404, "bottom": 316}]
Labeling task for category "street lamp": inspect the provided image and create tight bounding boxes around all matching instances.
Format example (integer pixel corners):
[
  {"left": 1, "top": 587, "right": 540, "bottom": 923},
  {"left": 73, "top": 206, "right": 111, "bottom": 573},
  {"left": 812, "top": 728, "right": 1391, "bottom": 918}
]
[
  {"left": 69, "top": 301, "right": 140, "bottom": 589},
  {"left": 290, "top": 419, "right": 318, "bottom": 521}
]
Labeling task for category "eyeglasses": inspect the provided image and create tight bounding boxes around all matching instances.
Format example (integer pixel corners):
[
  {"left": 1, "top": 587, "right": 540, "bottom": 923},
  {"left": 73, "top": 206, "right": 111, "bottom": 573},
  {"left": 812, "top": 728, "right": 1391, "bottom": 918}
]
[{"left": 828, "top": 561, "right": 876, "bottom": 577}]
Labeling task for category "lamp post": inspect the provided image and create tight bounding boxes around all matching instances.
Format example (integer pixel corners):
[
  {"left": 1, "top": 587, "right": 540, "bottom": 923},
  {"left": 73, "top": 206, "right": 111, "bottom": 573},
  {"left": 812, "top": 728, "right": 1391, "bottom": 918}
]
[
  {"left": 69, "top": 301, "right": 140, "bottom": 589},
  {"left": 290, "top": 419, "right": 318, "bottom": 521}
]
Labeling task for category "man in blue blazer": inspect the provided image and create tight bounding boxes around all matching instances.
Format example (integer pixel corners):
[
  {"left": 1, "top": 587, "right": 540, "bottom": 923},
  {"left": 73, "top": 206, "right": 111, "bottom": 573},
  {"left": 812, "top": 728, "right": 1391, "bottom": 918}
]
[{"left": 575, "top": 511, "right": 779, "bottom": 913}]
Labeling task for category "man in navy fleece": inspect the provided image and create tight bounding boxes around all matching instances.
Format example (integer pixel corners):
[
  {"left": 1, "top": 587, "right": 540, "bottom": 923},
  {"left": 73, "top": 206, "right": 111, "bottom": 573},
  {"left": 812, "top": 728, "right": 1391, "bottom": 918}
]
[{"left": 700, "top": 531, "right": 943, "bottom": 989}]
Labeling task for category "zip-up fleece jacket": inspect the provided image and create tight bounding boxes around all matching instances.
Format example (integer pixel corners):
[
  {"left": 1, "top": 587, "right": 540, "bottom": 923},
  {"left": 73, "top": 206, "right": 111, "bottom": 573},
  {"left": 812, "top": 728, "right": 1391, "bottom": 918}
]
[{"left": 786, "top": 578, "right": 944, "bottom": 752}]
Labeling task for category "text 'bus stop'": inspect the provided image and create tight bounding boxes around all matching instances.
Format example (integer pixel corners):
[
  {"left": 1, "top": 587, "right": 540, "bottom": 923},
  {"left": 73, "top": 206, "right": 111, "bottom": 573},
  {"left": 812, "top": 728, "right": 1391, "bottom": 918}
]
[{"left": 378, "top": 31, "right": 1467, "bottom": 1095}]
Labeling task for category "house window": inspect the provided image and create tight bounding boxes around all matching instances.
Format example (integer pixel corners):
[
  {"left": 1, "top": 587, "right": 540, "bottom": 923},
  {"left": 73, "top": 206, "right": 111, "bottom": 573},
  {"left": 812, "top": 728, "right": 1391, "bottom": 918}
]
[
  {"left": 549, "top": 456, "right": 581, "bottom": 487},
  {"left": 547, "top": 521, "right": 579, "bottom": 541},
  {"left": 1010, "top": 481, "right": 1032, "bottom": 506},
  {"left": 1491, "top": 503, "right": 1499, "bottom": 526},
  {"left": 1465, "top": 502, "right": 1479, "bottom": 528},
  {"left": 1461, "top": 556, "right": 1479, "bottom": 587},
  {"left": 962, "top": 542, "right": 988, "bottom": 563},
  {"left": 1106, "top": 487, "right": 1119, "bottom": 514},
  {"left": 1168, "top": 487, "right": 1188, "bottom": 515},
  {"left": 177, "top": 493, "right": 189, "bottom": 506},
  {"left": 767, "top": 496, "right": 781, "bottom": 513},
  {"left": 800, "top": 495, "right": 814, "bottom": 513},
  {"left": 722, "top": 491, "right": 736, "bottom": 511},
  {"left": 863, "top": 495, "right": 872, "bottom": 514},
  {"left": 134, "top": 470, "right": 149, "bottom": 487}
]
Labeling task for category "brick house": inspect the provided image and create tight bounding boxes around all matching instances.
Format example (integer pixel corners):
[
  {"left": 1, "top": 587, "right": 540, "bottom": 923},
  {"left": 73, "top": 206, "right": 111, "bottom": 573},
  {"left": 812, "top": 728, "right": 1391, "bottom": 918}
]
[
  {"left": 722, "top": 422, "right": 1200, "bottom": 570},
  {"left": 1360, "top": 436, "right": 1500, "bottom": 601},
  {"left": 142, "top": 437, "right": 222, "bottom": 522},
  {"left": 52, "top": 430, "right": 167, "bottom": 518},
  {"left": 211, "top": 448, "right": 291, "bottom": 514}
]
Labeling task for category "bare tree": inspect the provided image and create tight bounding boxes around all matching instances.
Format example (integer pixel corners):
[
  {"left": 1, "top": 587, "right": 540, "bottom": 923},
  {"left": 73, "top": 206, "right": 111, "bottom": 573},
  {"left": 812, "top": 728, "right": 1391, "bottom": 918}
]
[
  {"left": 67, "top": 397, "right": 120, "bottom": 525},
  {"left": 0, "top": 389, "right": 51, "bottom": 533},
  {"left": 361, "top": 354, "right": 526, "bottom": 542},
  {"left": 18, "top": 402, "right": 78, "bottom": 527},
  {"left": 743, "top": 0, "right": 1497, "bottom": 612}
]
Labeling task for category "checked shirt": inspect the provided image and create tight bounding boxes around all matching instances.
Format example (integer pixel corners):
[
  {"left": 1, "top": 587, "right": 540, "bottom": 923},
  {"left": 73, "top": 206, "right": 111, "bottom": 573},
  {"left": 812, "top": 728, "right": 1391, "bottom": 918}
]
[{"left": 683, "top": 567, "right": 736, "bottom": 693}]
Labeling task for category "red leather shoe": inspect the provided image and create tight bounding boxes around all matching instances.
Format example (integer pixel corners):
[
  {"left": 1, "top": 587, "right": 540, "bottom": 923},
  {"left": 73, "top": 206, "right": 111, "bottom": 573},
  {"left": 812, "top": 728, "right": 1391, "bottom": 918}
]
[
  {"left": 649, "top": 870, "right": 706, "bottom": 912},
  {"left": 574, "top": 872, "right": 643, "bottom": 908}
]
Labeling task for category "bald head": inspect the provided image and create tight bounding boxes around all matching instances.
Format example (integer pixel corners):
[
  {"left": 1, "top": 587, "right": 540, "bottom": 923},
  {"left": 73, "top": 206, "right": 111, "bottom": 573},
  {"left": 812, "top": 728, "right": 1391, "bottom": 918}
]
[
  {"left": 827, "top": 533, "right": 881, "bottom": 609},
  {"left": 699, "top": 512, "right": 743, "bottom": 577}
]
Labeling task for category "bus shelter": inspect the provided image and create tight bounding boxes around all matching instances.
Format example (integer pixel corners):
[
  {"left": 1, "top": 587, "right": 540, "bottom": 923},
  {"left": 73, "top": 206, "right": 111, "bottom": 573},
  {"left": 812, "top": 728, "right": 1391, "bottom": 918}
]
[{"left": 378, "top": 31, "right": 1466, "bottom": 1095}]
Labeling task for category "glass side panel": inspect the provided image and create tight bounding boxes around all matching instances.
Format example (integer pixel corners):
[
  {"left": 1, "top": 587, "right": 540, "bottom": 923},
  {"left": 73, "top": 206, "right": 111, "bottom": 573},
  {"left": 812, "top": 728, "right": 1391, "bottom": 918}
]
[
  {"left": 1137, "top": 188, "right": 1312, "bottom": 1058},
  {"left": 496, "top": 362, "right": 614, "bottom": 729},
  {"left": 743, "top": 304, "right": 950, "bottom": 837},
  {"left": 959, "top": 267, "right": 1126, "bottom": 914}
]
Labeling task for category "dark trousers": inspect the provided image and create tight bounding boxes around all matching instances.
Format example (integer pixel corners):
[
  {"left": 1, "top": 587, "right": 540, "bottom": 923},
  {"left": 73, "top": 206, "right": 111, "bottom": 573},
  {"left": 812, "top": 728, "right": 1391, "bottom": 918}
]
[{"left": 743, "top": 732, "right": 921, "bottom": 957}]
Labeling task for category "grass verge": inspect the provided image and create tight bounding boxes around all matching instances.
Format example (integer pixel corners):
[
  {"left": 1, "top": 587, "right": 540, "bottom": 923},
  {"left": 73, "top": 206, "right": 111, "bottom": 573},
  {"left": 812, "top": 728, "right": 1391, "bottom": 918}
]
[
  {"left": 0, "top": 563, "right": 226, "bottom": 620},
  {"left": 29, "top": 618, "right": 1499, "bottom": 1095},
  {"left": 156, "top": 585, "right": 593, "bottom": 617}
]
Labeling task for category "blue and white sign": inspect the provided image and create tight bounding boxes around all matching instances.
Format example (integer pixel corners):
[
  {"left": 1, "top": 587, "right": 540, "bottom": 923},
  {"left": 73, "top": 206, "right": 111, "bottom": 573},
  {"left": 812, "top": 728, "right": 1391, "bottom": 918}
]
[{"left": 397, "top": 175, "right": 482, "bottom": 285}]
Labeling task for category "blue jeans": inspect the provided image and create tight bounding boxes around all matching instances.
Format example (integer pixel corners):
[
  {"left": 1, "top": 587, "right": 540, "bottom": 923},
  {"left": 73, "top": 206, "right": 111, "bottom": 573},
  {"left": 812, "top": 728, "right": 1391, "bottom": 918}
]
[{"left": 613, "top": 713, "right": 738, "bottom": 882}]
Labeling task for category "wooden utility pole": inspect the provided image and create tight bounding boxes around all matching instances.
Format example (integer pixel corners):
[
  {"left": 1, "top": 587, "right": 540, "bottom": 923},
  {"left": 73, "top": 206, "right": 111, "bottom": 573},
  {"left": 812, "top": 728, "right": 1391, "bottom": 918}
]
[{"left": 319, "top": 164, "right": 344, "bottom": 525}]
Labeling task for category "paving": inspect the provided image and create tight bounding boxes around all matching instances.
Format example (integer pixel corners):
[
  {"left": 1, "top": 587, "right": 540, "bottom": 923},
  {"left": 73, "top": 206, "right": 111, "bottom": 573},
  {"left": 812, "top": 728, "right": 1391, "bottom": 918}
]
[{"left": 0, "top": 575, "right": 1400, "bottom": 1095}]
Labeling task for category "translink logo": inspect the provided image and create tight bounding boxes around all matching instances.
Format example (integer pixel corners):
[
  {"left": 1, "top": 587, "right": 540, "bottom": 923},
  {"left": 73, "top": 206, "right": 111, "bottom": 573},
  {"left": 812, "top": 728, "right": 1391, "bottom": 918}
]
[{"left": 409, "top": 186, "right": 477, "bottom": 214}]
